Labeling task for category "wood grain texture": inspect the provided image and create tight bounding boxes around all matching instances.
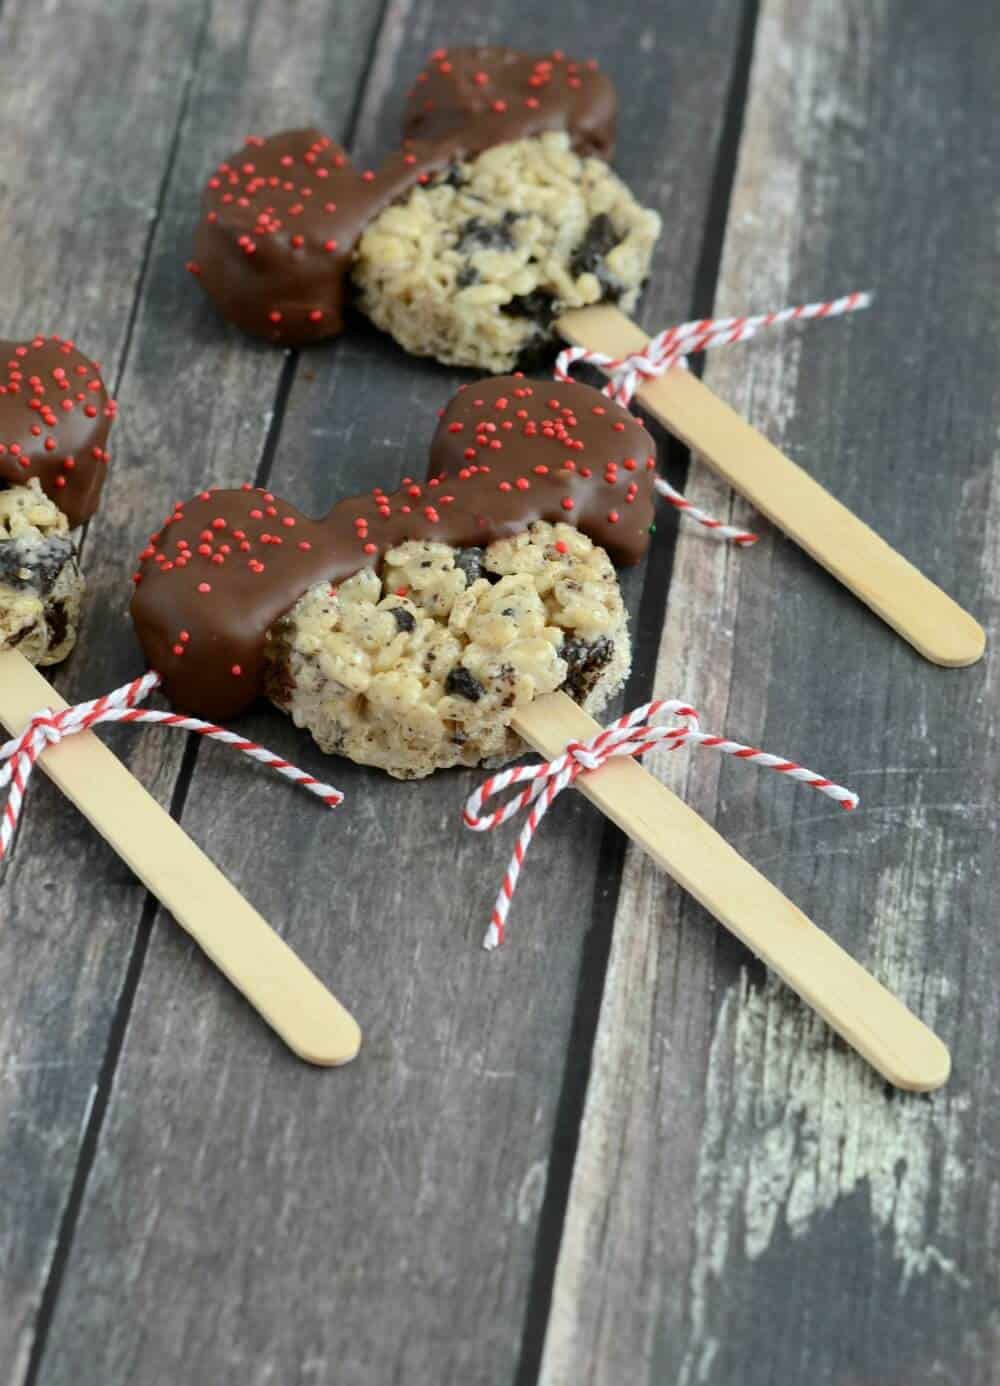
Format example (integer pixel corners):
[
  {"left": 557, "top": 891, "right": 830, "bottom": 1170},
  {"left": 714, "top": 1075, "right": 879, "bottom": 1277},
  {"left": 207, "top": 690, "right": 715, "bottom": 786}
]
[
  {"left": 25, "top": 3, "right": 750, "bottom": 1384},
  {"left": 0, "top": 657, "right": 361, "bottom": 1069},
  {"left": 0, "top": 2, "right": 213, "bottom": 1375},
  {"left": 540, "top": 2, "right": 1000, "bottom": 1383},
  {"left": 559, "top": 305, "right": 986, "bottom": 667},
  {"left": 0, "top": 1, "right": 387, "bottom": 1379},
  {"left": 513, "top": 692, "right": 949, "bottom": 1093}
]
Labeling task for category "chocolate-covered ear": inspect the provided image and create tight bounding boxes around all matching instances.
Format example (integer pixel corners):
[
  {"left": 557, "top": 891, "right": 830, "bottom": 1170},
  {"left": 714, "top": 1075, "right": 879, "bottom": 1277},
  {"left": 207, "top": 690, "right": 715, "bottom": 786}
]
[
  {"left": 427, "top": 375, "right": 656, "bottom": 566},
  {"left": 189, "top": 48, "right": 618, "bottom": 346},
  {"left": 189, "top": 129, "right": 375, "bottom": 347},
  {"left": 0, "top": 335, "right": 115, "bottom": 527},
  {"left": 188, "top": 128, "right": 458, "bottom": 348},
  {"left": 130, "top": 375, "right": 656, "bottom": 723},
  {"left": 402, "top": 46, "right": 617, "bottom": 160}
]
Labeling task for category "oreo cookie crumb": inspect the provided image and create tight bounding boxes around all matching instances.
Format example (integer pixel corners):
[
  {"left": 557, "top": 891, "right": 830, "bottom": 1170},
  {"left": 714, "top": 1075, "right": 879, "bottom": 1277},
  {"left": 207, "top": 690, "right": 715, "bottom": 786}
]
[
  {"left": 391, "top": 606, "right": 416, "bottom": 633},
  {"left": 457, "top": 210, "right": 519, "bottom": 253},
  {"left": 454, "top": 547, "right": 486, "bottom": 585},
  {"left": 503, "top": 288, "right": 556, "bottom": 325},
  {"left": 561, "top": 635, "right": 615, "bottom": 702},
  {"left": 0, "top": 535, "right": 74, "bottom": 595},
  {"left": 445, "top": 666, "right": 485, "bottom": 702},
  {"left": 570, "top": 213, "right": 621, "bottom": 281}
]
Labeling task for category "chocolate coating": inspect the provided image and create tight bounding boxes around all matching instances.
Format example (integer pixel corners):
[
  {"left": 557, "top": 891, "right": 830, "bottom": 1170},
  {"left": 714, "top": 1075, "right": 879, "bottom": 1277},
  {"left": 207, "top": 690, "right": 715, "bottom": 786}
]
[
  {"left": 402, "top": 46, "right": 616, "bottom": 161},
  {"left": 192, "top": 130, "right": 382, "bottom": 347},
  {"left": 130, "top": 376, "right": 655, "bottom": 721},
  {"left": 190, "top": 45, "right": 617, "bottom": 345},
  {"left": 0, "top": 336, "right": 115, "bottom": 527}
]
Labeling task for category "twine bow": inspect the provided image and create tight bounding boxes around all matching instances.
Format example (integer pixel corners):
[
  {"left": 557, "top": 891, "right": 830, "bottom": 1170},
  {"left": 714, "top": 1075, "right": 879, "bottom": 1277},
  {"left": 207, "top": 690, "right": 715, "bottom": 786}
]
[
  {"left": 463, "top": 698, "right": 858, "bottom": 949},
  {"left": 555, "top": 290, "right": 872, "bottom": 545},
  {"left": 0, "top": 671, "right": 343, "bottom": 861}
]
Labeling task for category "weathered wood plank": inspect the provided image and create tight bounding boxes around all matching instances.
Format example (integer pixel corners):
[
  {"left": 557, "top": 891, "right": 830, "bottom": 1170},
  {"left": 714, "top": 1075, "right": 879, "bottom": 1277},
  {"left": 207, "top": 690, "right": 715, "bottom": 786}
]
[
  {"left": 0, "top": 1, "right": 212, "bottom": 1375},
  {"left": 0, "top": 1, "right": 387, "bottom": 1380},
  {"left": 540, "top": 2, "right": 1000, "bottom": 1383},
  {"left": 30, "top": 2, "right": 751, "bottom": 1383}
]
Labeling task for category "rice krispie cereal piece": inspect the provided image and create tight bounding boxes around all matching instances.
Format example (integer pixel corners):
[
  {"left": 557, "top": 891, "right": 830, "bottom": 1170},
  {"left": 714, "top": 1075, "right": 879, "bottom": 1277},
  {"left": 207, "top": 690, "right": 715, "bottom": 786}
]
[
  {"left": 0, "top": 480, "right": 84, "bottom": 666},
  {"left": 353, "top": 133, "right": 661, "bottom": 372},
  {"left": 265, "top": 521, "right": 630, "bottom": 779}
]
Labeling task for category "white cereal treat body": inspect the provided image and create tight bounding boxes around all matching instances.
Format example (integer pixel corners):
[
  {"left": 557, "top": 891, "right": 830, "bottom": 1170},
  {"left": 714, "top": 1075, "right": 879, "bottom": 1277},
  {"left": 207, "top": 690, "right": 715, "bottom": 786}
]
[
  {"left": 0, "top": 479, "right": 84, "bottom": 666},
  {"left": 353, "top": 133, "right": 661, "bottom": 373},
  {"left": 265, "top": 521, "right": 631, "bottom": 779}
]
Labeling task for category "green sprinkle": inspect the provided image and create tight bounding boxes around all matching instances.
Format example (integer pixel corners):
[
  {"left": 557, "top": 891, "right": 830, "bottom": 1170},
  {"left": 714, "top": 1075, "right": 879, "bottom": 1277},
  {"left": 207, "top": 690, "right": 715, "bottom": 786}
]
[{"left": 648, "top": 523, "right": 656, "bottom": 534}]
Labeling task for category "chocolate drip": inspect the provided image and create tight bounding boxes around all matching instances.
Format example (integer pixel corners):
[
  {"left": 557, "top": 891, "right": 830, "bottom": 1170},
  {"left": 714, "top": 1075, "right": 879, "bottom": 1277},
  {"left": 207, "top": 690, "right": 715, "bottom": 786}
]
[
  {"left": 402, "top": 46, "right": 616, "bottom": 161},
  {"left": 0, "top": 336, "right": 115, "bottom": 527},
  {"left": 190, "top": 46, "right": 617, "bottom": 346},
  {"left": 130, "top": 376, "right": 655, "bottom": 721}
]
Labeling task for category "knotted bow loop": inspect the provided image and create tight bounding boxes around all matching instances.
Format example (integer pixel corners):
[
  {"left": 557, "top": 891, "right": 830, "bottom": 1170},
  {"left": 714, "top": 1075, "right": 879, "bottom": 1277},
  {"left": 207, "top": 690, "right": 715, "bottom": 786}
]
[
  {"left": 462, "top": 699, "right": 699, "bottom": 840},
  {"left": 464, "top": 698, "right": 858, "bottom": 950},
  {"left": 19, "top": 709, "right": 61, "bottom": 752},
  {"left": 554, "top": 290, "right": 872, "bottom": 547},
  {"left": 0, "top": 671, "right": 344, "bottom": 861}
]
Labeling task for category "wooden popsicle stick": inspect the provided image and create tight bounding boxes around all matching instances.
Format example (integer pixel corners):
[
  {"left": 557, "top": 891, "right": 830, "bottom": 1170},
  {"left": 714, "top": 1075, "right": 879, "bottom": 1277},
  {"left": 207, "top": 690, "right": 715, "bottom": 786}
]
[
  {"left": 512, "top": 691, "right": 951, "bottom": 1092},
  {"left": 558, "top": 305, "right": 985, "bottom": 668},
  {"left": 0, "top": 652, "right": 361, "bottom": 1067}
]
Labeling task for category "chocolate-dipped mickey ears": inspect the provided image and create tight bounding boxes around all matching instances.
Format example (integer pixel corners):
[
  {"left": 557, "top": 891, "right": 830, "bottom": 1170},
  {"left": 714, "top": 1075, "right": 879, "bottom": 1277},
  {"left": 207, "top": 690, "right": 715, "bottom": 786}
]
[
  {"left": 402, "top": 45, "right": 616, "bottom": 160},
  {"left": 130, "top": 374, "right": 657, "bottom": 722},
  {"left": 0, "top": 336, "right": 115, "bottom": 528},
  {"left": 187, "top": 45, "right": 617, "bottom": 347}
]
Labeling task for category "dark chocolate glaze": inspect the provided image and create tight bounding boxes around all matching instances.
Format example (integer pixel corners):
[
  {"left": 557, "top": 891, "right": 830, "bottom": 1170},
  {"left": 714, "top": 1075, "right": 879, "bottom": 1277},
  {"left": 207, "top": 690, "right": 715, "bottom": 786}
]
[
  {"left": 402, "top": 46, "right": 616, "bottom": 161},
  {"left": 190, "top": 129, "right": 468, "bottom": 347},
  {"left": 190, "top": 46, "right": 617, "bottom": 346},
  {"left": 0, "top": 336, "right": 115, "bottom": 527},
  {"left": 130, "top": 376, "right": 655, "bottom": 721}
]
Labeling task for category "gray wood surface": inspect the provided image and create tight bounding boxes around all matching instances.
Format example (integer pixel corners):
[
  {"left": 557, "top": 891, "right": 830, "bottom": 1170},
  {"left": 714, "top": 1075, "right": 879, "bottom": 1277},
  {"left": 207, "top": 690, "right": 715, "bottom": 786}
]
[
  {"left": 0, "top": 0, "right": 388, "bottom": 1378},
  {"left": 540, "top": 2, "right": 1000, "bottom": 1383},
  {"left": 1, "top": 0, "right": 996, "bottom": 1382}
]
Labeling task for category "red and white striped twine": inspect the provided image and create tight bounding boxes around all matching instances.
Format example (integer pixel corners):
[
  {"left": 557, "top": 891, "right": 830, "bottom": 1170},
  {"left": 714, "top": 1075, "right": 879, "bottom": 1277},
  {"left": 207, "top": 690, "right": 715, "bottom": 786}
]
[
  {"left": 0, "top": 671, "right": 343, "bottom": 861},
  {"left": 555, "top": 290, "right": 872, "bottom": 546},
  {"left": 463, "top": 698, "right": 858, "bottom": 950}
]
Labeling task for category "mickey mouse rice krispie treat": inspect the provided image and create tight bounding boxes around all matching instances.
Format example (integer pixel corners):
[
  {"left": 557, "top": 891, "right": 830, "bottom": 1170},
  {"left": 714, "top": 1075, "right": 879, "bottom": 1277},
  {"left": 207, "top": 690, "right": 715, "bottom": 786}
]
[
  {"left": 0, "top": 336, "right": 115, "bottom": 666},
  {"left": 188, "top": 47, "right": 660, "bottom": 368},
  {"left": 131, "top": 375, "right": 657, "bottom": 776}
]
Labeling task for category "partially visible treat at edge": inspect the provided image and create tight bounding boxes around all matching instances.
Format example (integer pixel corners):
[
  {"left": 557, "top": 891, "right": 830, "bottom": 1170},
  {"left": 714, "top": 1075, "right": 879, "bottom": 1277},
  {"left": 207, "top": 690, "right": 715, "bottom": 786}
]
[
  {"left": 130, "top": 375, "right": 656, "bottom": 723},
  {"left": 0, "top": 479, "right": 85, "bottom": 666},
  {"left": 354, "top": 133, "right": 660, "bottom": 372},
  {"left": 265, "top": 522, "right": 630, "bottom": 779},
  {"left": 187, "top": 46, "right": 618, "bottom": 347},
  {"left": 401, "top": 45, "right": 616, "bottom": 161},
  {"left": 0, "top": 336, "right": 115, "bottom": 527}
]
